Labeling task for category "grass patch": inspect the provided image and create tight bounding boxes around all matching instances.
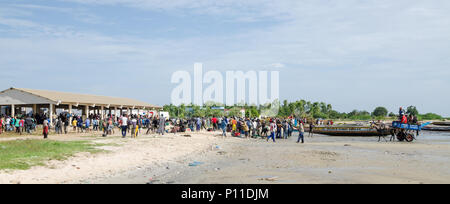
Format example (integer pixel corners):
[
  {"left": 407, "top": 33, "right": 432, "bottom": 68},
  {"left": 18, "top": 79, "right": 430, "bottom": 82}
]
[{"left": 0, "top": 139, "right": 104, "bottom": 170}]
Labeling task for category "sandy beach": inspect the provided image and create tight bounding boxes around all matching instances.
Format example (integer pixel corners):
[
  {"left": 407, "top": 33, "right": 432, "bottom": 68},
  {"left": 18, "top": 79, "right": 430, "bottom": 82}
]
[
  {"left": 1, "top": 130, "right": 449, "bottom": 184},
  {"left": 0, "top": 131, "right": 220, "bottom": 184}
]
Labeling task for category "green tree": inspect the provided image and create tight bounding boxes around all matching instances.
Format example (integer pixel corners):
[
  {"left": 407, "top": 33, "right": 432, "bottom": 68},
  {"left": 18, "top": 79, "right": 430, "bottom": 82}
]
[
  {"left": 407, "top": 106, "right": 419, "bottom": 116},
  {"left": 372, "top": 107, "right": 388, "bottom": 117}
]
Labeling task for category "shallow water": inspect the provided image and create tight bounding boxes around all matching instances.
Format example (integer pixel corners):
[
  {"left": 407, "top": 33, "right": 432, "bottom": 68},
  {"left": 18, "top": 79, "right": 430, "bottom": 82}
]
[
  {"left": 417, "top": 131, "right": 450, "bottom": 145},
  {"left": 307, "top": 131, "right": 450, "bottom": 144}
]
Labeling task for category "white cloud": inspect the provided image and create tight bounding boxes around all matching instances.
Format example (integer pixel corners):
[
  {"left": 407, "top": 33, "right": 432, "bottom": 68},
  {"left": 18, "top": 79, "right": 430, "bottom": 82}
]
[{"left": 1, "top": 0, "right": 450, "bottom": 115}]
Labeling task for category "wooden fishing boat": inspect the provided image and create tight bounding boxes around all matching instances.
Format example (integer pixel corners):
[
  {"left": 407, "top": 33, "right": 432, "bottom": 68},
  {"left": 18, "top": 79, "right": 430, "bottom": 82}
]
[
  {"left": 431, "top": 122, "right": 450, "bottom": 126},
  {"left": 311, "top": 126, "right": 391, "bottom": 137},
  {"left": 422, "top": 125, "right": 450, "bottom": 132}
]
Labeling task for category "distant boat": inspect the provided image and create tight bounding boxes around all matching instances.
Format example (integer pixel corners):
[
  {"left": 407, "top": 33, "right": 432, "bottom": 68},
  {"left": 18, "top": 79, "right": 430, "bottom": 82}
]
[
  {"left": 312, "top": 126, "right": 391, "bottom": 137},
  {"left": 432, "top": 122, "right": 450, "bottom": 126}
]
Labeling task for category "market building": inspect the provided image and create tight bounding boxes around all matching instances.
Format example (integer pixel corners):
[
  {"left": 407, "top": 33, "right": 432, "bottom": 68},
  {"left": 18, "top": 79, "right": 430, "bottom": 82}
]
[{"left": 0, "top": 87, "right": 162, "bottom": 123}]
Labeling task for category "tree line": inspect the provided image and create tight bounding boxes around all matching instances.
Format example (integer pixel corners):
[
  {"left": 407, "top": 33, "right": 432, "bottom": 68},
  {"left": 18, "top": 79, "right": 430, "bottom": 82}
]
[{"left": 163, "top": 100, "right": 444, "bottom": 121}]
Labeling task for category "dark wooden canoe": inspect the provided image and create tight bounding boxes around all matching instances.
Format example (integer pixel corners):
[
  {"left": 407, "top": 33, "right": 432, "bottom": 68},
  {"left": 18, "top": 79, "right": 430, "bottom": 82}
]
[
  {"left": 422, "top": 126, "right": 450, "bottom": 131},
  {"left": 311, "top": 126, "right": 392, "bottom": 137},
  {"left": 431, "top": 122, "right": 450, "bottom": 126}
]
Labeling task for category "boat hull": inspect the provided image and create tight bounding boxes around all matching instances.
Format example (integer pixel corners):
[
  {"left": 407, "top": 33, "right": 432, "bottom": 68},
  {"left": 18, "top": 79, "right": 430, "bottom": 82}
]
[
  {"left": 311, "top": 126, "right": 392, "bottom": 137},
  {"left": 422, "top": 126, "right": 450, "bottom": 132},
  {"left": 431, "top": 122, "right": 450, "bottom": 127}
]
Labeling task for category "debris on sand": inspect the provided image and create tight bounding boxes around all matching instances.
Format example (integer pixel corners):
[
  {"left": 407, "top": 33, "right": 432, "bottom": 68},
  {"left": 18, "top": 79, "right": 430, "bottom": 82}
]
[
  {"left": 146, "top": 177, "right": 161, "bottom": 184},
  {"left": 212, "top": 145, "right": 221, "bottom": 151},
  {"left": 189, "top": 161, "right": 204, "bottom": 167},
  {"left": 258, "top": 176, "right": 278, "bottom": 182}
]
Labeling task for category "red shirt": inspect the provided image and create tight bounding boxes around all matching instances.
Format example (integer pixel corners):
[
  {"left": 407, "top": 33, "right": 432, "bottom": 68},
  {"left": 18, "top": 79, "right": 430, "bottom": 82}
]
[
  {"left": 401, "top": 115, "right": 408, "bottom": 124},
  {"left": 212, "top": 118, "right": 217, "bottom": 124}
]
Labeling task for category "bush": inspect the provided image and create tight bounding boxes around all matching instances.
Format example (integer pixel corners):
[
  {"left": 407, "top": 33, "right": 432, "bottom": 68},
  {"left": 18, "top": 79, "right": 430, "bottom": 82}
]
[{"left": 419, "top": 113, "right": 443, "bottom": 120}]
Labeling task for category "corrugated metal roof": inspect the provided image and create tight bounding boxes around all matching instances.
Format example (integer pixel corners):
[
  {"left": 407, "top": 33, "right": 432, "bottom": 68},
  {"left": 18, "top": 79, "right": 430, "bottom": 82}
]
[{"left": 7, "top": 88, "right": 161, "bottom": 109}]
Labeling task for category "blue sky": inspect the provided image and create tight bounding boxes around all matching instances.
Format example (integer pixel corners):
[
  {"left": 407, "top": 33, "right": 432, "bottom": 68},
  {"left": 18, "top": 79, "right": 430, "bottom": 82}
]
[{"left": 0, "top": 0, "right": 449, "bottom": 116}]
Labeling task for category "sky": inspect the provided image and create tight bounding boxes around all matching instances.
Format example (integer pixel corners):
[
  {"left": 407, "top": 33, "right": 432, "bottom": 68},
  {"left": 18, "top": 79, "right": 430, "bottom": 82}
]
[{"left": 0, "top": 0, "right": 449, "bottom": 116}]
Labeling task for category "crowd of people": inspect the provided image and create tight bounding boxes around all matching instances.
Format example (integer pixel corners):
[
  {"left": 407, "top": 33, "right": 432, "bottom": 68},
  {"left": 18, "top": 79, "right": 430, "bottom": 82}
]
[
  {"left": 1, "top": 112, "right": 322, "bottom": 144},
  {"left": 0, "top": 114, "right": 38, "bottom": 135},
  {"left": 66, "top": 113, "right": 168, "bottom": 139},
  {"left": 0, "top": 112, "right": 169, "bottom": 139},
  {"left": 165, "top": 116, "right": 313, "bottom": 144}
]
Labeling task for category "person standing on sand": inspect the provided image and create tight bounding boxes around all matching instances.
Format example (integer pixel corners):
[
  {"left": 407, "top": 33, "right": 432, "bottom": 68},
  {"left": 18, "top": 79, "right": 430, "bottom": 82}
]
[
  {"left": 221, "top": 117, "right": 228, "bottom": 137},
  {"left": 159, "top": 116, "right": 166, "bottom": 135},
  {"left": 145, "top": 117, "right": 152, "bottom": 135},
  {"left": 121, "top": 115, "right": 128, "bottom": 138},
  {"left": 43, "top": 118, "right": 49, "bottom": 139},
  {"left": 63, "top": 115, "right": 69, "bottom": 134},
  {"left": 267, "top": 119, "right": 276, "bottom": 142},
  {"left": 5, "top": 117, "right": 11, "bottom": 132},
  {"left": 77, "top": 117, "right": 83, "bottom": 133},
  {"left": 297, "top": 122, "right": 305, "bottom": 144},
  {"left": 308, "top": 123, "right": 315, "bottom": 137},
  {"left": 243, "top": 121, "right": 249, "bottom": 138},
  {"left": 0, "top": 117, "right": 3, "bottom": 134},
  {"left": 132, "top": 117, "right": 138, "bottom": 138},
  {"left": 276, "top": 120, "right": 282, "bottom": 139},
  {"left": 72, "top": 117, "right": 77, "bottom": 132},
  {"left": 57, "top": 118, "right": 63, "bottom": 134}
]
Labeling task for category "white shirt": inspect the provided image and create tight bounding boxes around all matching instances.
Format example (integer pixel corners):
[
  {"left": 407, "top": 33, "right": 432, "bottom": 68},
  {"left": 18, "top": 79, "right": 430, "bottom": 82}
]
[{"left": 121, "top": 117, "right": 128, "bottom": 126}]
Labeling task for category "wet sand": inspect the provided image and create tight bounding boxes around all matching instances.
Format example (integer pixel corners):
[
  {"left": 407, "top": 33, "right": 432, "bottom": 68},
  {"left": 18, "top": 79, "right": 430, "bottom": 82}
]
[{"left": 92, "top": 131, "right": 450, "bottom": 184}]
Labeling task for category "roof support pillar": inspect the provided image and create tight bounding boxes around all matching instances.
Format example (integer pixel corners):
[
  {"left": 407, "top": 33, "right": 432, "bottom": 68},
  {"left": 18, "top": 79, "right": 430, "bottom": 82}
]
[
  {"left": 101, "top": 106, "right": 104, "bottom": 120},
  {"left": 32, "top": 104, "right": 37, "bottom": 115},
  {"left": 49, "top": 104, "right": 53, "bottom": 124},
  {"left": 69, "top": 104, "right": 73, "bottom": 126},
  {"left": 11, "top": 104, "right": 15, "bottom": 117},
  {"left": 85, "top": 105, "right": 89, "bottom": 118}
]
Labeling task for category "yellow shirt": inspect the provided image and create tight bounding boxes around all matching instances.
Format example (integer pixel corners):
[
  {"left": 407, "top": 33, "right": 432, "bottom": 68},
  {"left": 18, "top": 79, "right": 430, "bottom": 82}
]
[{"left": 72, "top": 120, "right": 77, "bottom": 126}]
